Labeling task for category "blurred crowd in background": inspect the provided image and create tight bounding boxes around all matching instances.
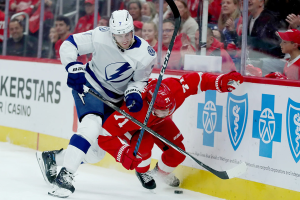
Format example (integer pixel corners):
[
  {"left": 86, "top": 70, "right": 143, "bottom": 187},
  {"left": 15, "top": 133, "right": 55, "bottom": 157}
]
[{"left": 0, "top": 0, "right": 300, "bottom": 80}]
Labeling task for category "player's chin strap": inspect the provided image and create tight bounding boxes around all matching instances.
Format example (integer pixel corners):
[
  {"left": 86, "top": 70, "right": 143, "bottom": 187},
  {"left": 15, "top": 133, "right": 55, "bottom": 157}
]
[{"left": 83, "top": 85, "right": 247, "bottom": 180}]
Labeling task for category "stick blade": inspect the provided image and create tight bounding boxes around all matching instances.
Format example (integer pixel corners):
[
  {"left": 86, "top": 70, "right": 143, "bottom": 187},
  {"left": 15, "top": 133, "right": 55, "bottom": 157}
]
[{"left": 226, "top": 162, "right": 247, "bottom": 179}]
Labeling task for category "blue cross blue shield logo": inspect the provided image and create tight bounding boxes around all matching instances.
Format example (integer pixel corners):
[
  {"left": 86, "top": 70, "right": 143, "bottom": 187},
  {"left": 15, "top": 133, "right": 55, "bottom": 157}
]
[
  {"left": 253, "top": 94, "right": 282, "bottom": 158},
  {"left": 226, "top": 93, "right": 248, "bottom": 151},
  {"left": 286, "top": 98, "right": 300, "bottom": 163},
  {"left": 197, "top": 90, "right": 223, "bottom": 147}
]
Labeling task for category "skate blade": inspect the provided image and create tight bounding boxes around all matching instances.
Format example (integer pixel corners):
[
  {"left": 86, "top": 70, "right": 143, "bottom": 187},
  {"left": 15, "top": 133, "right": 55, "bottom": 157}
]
[
  {"left": 36, "top": 152, "right": 52, "bottom": 186},
  {"left": 144, "top": 188, "right": 156, "bottom": 194},
  {"left": 48, "top": 186, "right": 72, "bottom": 198}
]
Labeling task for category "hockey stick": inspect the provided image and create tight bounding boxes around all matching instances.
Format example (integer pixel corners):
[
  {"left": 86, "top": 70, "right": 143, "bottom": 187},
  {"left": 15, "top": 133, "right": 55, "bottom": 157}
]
[
  {"left": 83, "top": 86, "right": 247, "bottom": 180},
  {"left": 133, "top": 0, "right": 181, "bottom": 156}
]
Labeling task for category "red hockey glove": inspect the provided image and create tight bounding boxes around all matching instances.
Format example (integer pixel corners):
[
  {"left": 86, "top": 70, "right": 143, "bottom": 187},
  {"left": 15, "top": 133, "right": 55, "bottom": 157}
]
[
  {"left": 115, "top": 144, "right": 142, "bottom": 170},
  {"left": 265, "top": 72, "right": 287, "bottom": 79},
  {"left": 216, "top": 71, "right": 244, "bottom": 92}
]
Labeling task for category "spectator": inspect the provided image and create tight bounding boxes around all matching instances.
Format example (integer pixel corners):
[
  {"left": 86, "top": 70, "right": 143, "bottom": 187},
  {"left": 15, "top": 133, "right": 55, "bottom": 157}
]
[
  {"left": 29, "top": 0, "right": 54, "bottom": 35},
  {"left": 118, "top": 0, "right": 131, "bottom": 10},
  {"left": 54, "top": 16, "right": 87, "bottom": 63},
  {"left": 0, "top": 8, "right": 7, "bottom": 43},
  {"left": 141, "top": 1, "right": 156, "bottom": 22},
  {"left": 208, "top": 0, "right": 222, "bottom": 24},
  {"left": 218, "top": 0, "right": 240, "bottom": 31},
  {"left": 152, "top": 0, "right": 170, "bottom": 26},
  {"left": 9, "top": 0, "right": 39, "bottom": 21},
  {"left": 133, "top": 20, "right": 143, "bottom": 37},
  {"left": 142, "top": 21, "right": 158, "bottom": 47},
  {"left": 155, "top": 19, "right": 195, "bottom": 70},
  {"left": 98, "top": 16, "right": 109, "bottom": 27},
  {"left": 6, "top": 18, "right": 37, "bottom": 57},
  {"left": 46, "top": 27, "right": 58, "bottom": 59},
  {"left": 187, "top": 0, "right": 199, "bottom": 18},
  {"left": 247, "top": 0, "right": 283, "bottom": 59},
  {"left": 73, "top": 0, "right": 101, "bottom": 34},
  {"left": 286, "top": 14, "right": 300, "bottom": 30},
  {"left": 265, "top": 0, "right": 300, "bottom": 29},
  {"left": 174, "top": 0, "right": 198, "bottom": 48},
  {"left": 213, "top": 29, "right": 224, "bottom": 43},
  {"left": 195, "top": 28, "right": 236, "bottom": 73},
  {"left": 128, "top": 0, "right": 142, "bottom": 21},
  {"left": 265, "top": 29, "right": 300, "bottom": 80}
]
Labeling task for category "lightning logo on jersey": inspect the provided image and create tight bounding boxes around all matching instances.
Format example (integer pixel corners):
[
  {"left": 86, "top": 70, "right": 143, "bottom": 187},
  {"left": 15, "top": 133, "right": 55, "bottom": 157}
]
[
  {"left": 78, "top": 93, "right": 85, "bottom": 104},
  {"left": 105, "top": 62, "right": 134, "bottom": 83}
]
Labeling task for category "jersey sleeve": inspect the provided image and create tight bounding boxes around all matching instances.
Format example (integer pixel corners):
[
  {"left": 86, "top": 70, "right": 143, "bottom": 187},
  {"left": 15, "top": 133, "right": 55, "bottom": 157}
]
[
  {"left": 178, "top": 72, "right": 202, "bottom": 96},
  {"left": 166, "top": 72, "right": 220, "bottom": 100},
  {"left": 59, "top": 30, "right": 95, "bottom": 67},
  {"left": 181, "top": 72, "right": 224, "bottom": 93}
]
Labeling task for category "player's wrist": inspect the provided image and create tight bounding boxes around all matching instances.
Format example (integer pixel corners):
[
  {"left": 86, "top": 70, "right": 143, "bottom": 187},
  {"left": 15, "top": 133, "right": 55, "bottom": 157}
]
[
  {"left": 215, "top": 74, "right": 224, "bottom": 93},
  {"left": 116, "top": 144, "right": 130, "bottom": 163},
  {"left": 65, "top": 62, "right": 85, "bottom": 73},
  {"left": 124, "top": 88, "right": 141, "bottom": 97}
]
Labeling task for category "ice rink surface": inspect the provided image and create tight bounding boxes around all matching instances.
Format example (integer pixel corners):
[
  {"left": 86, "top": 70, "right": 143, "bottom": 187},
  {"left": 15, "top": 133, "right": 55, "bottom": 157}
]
[{"left": 0, "top": 142, "right": 224, "bottom": 200}]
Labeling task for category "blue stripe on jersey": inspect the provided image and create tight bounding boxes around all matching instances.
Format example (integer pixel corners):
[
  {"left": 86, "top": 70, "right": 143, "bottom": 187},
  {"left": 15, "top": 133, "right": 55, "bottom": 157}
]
[
  {"left": 65, "top": 61, "right": 83, "bottom": 71},
  {"left": 66, "top": 35, "right": 78, "bottom": 49},
  {"left": 128, "top": 36, "right": 142, "bottom": 50},
  {"left": 86, "top": 63, "right": 124, "bottom": 99},
  {"left": 69, "top": 134, "right": 91, "bottom": 154}
]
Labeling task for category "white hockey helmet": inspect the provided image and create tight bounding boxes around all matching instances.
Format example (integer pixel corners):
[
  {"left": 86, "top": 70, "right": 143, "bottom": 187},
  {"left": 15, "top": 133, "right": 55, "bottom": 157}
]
[{"left": 109, "top": 10, "right": 134, "bottom": 36}]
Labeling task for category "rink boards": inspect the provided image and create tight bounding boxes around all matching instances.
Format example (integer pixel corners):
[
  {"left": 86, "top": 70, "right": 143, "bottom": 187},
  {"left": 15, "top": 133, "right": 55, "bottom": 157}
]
[{"left": 0, "top": 58, "right": 300, "bottom": 200}]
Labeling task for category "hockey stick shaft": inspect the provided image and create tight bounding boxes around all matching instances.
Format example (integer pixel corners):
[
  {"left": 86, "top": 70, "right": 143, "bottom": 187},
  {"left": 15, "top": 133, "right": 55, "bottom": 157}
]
[
  {"left": 133, "top": 0, "right": 181, "bottom": 156},
  {"left": 83, "top": 86, "right": 247, "bottom": 180}
]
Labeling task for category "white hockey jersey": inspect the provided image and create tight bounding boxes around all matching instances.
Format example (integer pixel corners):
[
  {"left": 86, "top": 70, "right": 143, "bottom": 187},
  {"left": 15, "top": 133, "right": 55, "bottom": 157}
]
[{"left": 59, "top": 26, "right": 157, "bottom": 103}]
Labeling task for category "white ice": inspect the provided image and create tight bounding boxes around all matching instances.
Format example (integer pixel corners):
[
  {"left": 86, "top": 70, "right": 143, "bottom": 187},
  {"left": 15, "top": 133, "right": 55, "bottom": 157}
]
[{"left": 0, "top": 142, "right": 224, "bottom": 200}]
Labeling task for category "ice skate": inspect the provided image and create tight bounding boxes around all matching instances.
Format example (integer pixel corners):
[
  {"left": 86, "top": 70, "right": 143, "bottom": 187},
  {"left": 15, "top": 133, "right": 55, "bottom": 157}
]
[
  {"left": 152, "top": 162, "right": 180, "bottom": 187},
  {"left": 36, "top": 148, "right": 63, "bottom": 185},
  {"left": 135, "top": 170, "right": 156, "bottom": 190},
  {"left": 48, "top": 167, "right": 75, "bottom": 198}
]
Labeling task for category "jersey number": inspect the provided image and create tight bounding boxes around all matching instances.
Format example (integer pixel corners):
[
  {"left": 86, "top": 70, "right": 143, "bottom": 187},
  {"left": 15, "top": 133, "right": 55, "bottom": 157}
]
[
  {"left": 114, "top": 115, "right": 129, "bottom": 128},
  {"left": 180, "top": 78, "right": 189, "bottom": 93}
]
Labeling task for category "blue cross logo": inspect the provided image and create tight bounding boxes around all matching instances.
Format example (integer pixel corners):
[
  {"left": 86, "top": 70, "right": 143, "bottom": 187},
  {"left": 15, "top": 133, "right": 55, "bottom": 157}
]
[
  {"left": 253, "top": 94, "right": 282, "bottom": 158},
  {"left": 197, "top": 90, "right": 223, "bottom": 147}
]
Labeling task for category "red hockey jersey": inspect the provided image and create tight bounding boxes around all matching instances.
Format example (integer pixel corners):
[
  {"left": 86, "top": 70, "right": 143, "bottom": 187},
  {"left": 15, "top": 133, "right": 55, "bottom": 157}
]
[{"left": 99, "top": 72, "right": 219, "bottom": 161}]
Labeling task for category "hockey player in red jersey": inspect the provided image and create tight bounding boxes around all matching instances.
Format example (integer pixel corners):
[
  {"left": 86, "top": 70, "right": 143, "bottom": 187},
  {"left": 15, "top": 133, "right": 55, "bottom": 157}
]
[{"left": 98, "top": 71, "right": 243, "bottom": 190}]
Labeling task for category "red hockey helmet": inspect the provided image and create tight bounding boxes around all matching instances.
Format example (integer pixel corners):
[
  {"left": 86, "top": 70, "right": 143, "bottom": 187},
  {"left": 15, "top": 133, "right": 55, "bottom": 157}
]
[{"left": 146, "top": 83, "right": 176, "bottom": 118}]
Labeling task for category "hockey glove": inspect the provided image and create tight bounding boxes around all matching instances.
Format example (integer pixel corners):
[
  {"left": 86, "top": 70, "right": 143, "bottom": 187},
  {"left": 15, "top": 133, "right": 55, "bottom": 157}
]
[
  {"left": 66, "top": 62, "right": 86, "bottom": 94},
  {"left": 216, "top": 71, "right": 244, "bottom": 92},
  {"left": 124, "top": 88, "right": 143, "bottom": 112},
  {"left": 116, "top": 144, "right": 142, "bottom": 170},
  {"left": 265, "top": 72, "right": 287, "bottom": 79}
]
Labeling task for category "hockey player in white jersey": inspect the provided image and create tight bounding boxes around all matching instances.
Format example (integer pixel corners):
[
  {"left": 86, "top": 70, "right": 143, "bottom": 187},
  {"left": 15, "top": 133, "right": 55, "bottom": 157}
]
[{"left": 36, "top": 10, "right": 156, "bottom": 198}]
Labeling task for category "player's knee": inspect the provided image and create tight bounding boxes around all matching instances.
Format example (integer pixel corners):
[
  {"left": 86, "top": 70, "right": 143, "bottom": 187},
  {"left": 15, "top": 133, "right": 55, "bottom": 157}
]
[
  {"left": 77, "top": 114, "right": 102, "bottom": 144},
  {"left": 83, "top": 142, "right": 106, "bottom": 164},
  {"left": 163, "top": 142, "right": 186, "bottom": 165},
  {"left": 131, "top": 132, "right": 154, "bottom": 157}
]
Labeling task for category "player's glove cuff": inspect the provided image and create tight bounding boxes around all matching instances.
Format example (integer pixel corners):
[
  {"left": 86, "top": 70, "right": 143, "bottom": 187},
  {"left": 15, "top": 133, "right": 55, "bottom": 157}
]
[
  {"left": 125, "top": 88, "right": 143, "bottom": 112},
  {"left": 65, "top": 62, "right": 85, "bottom": 73}
]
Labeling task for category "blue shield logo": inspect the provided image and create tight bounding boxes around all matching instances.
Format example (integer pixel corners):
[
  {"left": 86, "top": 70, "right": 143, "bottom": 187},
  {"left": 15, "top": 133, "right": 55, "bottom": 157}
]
[
  {"left": 227, "top": 93, "right": 248, "bottom": 151},
  {"left": 287, "top": 98, "right": 300, "bottom": 163}
]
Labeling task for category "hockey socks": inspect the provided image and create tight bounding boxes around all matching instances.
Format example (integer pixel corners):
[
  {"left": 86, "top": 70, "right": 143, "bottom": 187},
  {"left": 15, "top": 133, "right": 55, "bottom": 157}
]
[{"left": 63, "top": 134, "right": 91, "bottom": 173}]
